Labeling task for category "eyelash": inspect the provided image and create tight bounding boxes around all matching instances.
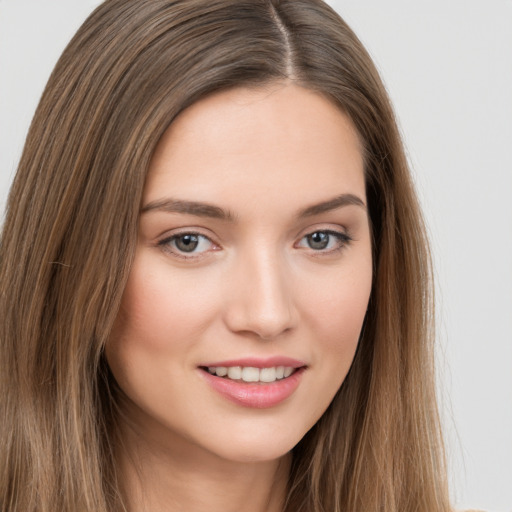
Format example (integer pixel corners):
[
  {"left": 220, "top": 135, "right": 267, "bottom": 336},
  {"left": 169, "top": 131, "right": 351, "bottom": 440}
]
[
  {"left": 157, "top": 229, "right": 353, "bottom": 260},
  {"left": 295, "top": 230, "right": 353, "bottom": 254},
  {"left": 158, "top": 231, "right": 217, "bottom": 259}
]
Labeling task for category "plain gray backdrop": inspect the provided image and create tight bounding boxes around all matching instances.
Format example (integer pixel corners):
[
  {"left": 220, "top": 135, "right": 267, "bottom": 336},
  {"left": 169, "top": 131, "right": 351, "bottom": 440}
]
[{"left": 1, "top": 1, "right": 511, "bottom": 511}]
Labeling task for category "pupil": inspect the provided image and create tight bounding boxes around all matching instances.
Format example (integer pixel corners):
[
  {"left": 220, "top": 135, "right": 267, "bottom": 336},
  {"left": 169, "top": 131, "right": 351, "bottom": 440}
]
[
  {"left": 308, "top": 232, "right": 329, "bottom": 250},
  {"left": 176, "top": 234, "right": 199, "bottom": 252}
]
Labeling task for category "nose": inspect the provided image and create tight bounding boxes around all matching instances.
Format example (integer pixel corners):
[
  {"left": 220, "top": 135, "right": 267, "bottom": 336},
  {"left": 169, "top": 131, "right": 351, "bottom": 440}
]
[{"left": 223, "top": 248, "right": 298, "bottom": 340}]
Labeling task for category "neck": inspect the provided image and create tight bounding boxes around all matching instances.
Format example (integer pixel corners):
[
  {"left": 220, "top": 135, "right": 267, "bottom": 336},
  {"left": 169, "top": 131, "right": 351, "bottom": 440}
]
[{"left": 115, "top": 420, "right": 291, "bottom": 512}]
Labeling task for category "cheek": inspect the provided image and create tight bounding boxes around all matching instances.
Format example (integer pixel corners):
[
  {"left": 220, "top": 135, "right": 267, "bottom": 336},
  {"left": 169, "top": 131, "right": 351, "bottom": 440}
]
[
  {"left": 307, "top": 261, "right": 372, "bottom": 343},
  {"left": 300, "top": 254, "right": 372, "bottom": 402},
  {"left": 291, "top": 259, "right": 371, "bottom": 428},
  {"left": 104, "top": 254, "right": 221, "bottom": 412},
  {"left": 105, "top": 263, "right": 205, "bottom": 408},
  {"left": 110, "top": 255, "right": 219, "bottom": 355}
]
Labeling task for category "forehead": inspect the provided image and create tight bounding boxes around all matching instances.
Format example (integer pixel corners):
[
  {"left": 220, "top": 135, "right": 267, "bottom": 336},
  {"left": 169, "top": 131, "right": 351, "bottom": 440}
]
[{"left": 144, "top": 83, "right": 365, "bottom": 213}]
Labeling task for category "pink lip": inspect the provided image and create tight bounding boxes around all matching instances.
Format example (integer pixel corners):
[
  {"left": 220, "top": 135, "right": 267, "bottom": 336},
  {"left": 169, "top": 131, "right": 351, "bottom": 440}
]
[
  {"left": 199, "top": 367, "right": 306, "bottom": 409},
  {"left": 200, "top": 356, "right": 306, "bottom": 369}
]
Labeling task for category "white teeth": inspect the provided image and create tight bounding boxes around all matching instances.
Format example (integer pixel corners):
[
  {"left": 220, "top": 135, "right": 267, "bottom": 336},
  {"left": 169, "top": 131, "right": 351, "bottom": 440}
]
[
  {"left": 242, "top": 367, "right": 260, "bottom": 382},
  {"left": 260, "top": 367, "right": 277, "bottom": 383},
  {"left": 207, "top": 365, "right": 297, "bottom": 383},
  {"left": 227, "top": 366, "right": 242, "bottom": 380},
  {"left": 215, "top": 366, "right": 228, "bottom": 377}
]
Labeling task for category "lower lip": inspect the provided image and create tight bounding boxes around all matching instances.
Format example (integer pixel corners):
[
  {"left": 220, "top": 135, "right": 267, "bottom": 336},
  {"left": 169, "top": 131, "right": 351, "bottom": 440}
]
[{"left": 199, "top": 367, "right": 306, "bottom": 408}]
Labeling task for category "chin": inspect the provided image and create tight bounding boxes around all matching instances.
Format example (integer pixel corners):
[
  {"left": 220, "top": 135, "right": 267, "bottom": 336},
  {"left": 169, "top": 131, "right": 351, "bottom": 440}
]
[
  {"left": 213, "top": 441, "right": 295, "bottom": 464},
  {"left": 200, "top": 421, "right": 310, "bottom": 464}
]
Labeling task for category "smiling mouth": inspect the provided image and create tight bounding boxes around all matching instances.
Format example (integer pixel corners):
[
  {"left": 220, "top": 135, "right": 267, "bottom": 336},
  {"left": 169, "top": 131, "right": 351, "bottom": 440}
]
[{"left": 200, "top": 365, "right": 300, "bottom": 383}]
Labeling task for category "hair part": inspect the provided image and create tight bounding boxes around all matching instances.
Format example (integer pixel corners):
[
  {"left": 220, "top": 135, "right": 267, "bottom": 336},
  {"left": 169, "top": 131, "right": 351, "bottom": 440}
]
[{"left": 0, "top": 1, "right": 450, "bottom": 511}]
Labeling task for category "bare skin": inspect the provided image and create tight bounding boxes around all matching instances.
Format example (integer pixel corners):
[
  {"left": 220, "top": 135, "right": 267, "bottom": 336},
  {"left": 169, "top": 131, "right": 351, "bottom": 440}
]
[
  {"left": 116, "top": 414, "right": 290, "bottom": 512},
  {"left": 107, "top": 82, "right": 372, "bottom": 512}
]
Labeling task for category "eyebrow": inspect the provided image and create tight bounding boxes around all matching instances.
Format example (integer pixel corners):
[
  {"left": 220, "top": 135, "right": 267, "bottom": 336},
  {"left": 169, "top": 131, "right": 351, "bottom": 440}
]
[
  {"left": 140, "top": 193, "right": 366, "bottom": 221},
  {"left": 141, "top": 198, "right": 236, "bottom": 221},
  {"left": 298, "top": 193, "right": 366, "bottom": 218}
]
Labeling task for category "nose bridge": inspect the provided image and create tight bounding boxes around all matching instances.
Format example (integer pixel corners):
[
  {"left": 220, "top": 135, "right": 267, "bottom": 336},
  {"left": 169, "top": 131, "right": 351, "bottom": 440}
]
[{"left": 225, "top": 242, "right": 296, "bottom": 339}]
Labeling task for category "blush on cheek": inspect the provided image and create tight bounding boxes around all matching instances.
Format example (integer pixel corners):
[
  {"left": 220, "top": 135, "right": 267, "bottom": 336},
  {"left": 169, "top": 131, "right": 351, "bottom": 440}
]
[
  {"left": 111, "top": 263, "right": 217, "bottom": 359},
  {"left": 312, "top": 285, "right": 370, "bottom": 356}
]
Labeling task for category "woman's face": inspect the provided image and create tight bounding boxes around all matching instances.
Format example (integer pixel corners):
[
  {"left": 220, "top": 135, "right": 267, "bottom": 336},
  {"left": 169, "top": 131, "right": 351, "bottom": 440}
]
[{"left": 106, "top": 83, "right": 372, "bottom": 463}]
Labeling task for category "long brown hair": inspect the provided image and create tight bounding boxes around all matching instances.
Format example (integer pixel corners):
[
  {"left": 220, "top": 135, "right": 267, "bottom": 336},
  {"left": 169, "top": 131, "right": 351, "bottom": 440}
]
[{"left": 0, "top": 1, "right": 451, "bottom": 511}]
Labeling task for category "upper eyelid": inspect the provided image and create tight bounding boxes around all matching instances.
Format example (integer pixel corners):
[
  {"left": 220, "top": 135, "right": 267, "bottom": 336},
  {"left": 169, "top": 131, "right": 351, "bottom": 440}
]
[
  {"left": 156, "top": 225, "right": 352, "bottom": 252},
  {"left": 296, "top": 224, "right": 350, "bottom": 240},
  {"left": 296, "top": 229, "right": 352, "bottom": 246},
  {"left": 158, "top": 227, "right": 216, "bottom": 242},
  {"left": 158, "top": 226, "right": 348, "bottom": 240},
  {"left": 161, "top": 232, "right": 216, "bottom": 247}
]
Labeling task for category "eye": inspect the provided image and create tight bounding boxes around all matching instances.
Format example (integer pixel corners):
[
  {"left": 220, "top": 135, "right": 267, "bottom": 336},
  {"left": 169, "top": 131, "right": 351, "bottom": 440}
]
[
  {"left": 158, "top": 232, "right": 216, "bottom": 257},
  {"left": 296, "top": 230, "right": 352, "bottom": 252}
]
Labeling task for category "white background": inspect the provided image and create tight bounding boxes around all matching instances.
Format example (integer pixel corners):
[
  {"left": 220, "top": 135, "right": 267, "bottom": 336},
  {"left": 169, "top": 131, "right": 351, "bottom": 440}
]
[{"left": 0, "top": 1, "right": 511, "bottom": 511}]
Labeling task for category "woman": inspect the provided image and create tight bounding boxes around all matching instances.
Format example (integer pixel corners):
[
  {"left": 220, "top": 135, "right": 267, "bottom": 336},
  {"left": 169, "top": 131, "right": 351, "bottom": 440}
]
[{"left": 0, "top": 0, "right": 452, "bottom": 511}]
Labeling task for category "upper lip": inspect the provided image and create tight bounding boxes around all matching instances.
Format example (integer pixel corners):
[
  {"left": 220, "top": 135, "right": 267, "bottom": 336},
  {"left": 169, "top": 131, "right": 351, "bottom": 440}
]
[{"left": 199, "top": 356, "right": 307, "bottom": 369}]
